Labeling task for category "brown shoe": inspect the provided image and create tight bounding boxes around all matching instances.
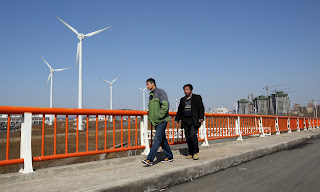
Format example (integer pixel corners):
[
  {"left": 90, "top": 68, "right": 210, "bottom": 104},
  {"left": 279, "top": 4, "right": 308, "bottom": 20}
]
[
  {"left": 186, "top": 155, "right": 193, "bottom": 159},
  {"left": 193, "top": 153, "right": 199, "bottom": 160}
]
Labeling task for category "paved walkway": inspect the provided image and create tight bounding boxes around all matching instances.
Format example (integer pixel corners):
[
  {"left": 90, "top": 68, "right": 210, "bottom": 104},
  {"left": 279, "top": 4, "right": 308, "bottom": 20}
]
[{"left": 1, "top": 128, "right": 320, "bottom": 192}]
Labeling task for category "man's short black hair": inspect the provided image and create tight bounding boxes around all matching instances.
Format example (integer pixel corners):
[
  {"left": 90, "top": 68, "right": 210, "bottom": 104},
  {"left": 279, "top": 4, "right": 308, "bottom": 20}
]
[
  {"left": 183, "top": 84, "right": 193, "bottom": 91},
  {"left": 146, "top": 78, "right": 156, "bottom": 86}
]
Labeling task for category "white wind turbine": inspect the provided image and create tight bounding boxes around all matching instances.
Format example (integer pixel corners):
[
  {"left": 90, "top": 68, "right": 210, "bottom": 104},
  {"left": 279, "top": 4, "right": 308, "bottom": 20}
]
[
  {"left": 101, "top": 77, "right": 119, "bottom": 122},
  {"left": 41, "top": 57, "right": 69, "bottom": 125},
  {"left": 138, "top": 87, "right": 147, "bottom": 111},
  {"left": 57, "top": 17, "right": 111, "bottom": 130},
  {"left": 176, "top": 99, "right": 178, "bottom": 112}
]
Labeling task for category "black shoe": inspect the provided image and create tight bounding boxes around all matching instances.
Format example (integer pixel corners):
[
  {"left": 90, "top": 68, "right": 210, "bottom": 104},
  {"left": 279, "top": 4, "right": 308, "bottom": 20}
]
[{"left": 142, "top": 159, "right": 153, "bottom": 166}]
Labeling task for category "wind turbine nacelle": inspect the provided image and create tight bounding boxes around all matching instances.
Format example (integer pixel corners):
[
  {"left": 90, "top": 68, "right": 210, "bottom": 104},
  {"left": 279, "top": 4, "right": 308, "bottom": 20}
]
[{"left": 77, "top": 33, "right": 85, "bottom": 40}]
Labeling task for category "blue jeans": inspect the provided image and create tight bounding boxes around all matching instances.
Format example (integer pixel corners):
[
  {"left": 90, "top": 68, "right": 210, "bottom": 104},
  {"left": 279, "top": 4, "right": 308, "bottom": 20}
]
[{"left": 147, "top": 122, "right": 173, "bottom": 161}]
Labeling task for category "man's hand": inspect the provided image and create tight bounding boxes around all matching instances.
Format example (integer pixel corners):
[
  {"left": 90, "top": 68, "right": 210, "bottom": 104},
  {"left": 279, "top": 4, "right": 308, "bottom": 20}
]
[{"left": 199, "top": 119, "right": 204, "bottom": 123}]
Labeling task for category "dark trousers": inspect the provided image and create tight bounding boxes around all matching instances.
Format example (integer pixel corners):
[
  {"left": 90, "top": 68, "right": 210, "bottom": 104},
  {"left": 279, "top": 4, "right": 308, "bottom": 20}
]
[
  {"left": 183, "top": 117, "right": 199, "bottom": 155},
  {"left": 147, "top": 122, "right": 173, "bottom": 161}
]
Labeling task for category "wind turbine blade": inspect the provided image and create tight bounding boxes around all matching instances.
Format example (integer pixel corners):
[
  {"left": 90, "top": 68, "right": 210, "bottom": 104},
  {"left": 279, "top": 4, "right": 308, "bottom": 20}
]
[
  {"left": 46, "top": 73, "right": 52, "bottom": 86},
  {"left": 75, "top": 42, "right": 80, "bottom": 68},
  {"left": 100, "top": 77, "right": 107, "bottom": 82},
  {"left": 84, "top": 26, "right": 112, "bottom": 37},
  {"left": 111, "top": 77, "right": 119, "bottom": 83},
  {"left": 57, "top": 17, "right": 79, "bottom": 35},
  {"left": 55, "top": 68, "right": 70, "bottom": 72},
  {"left": 138, "top": 88, "right": 143, "bottom": 91},
  {"left": 100, "top": 77, "right": 111, "bottom": 84},
  {"left": 143, "top": 87, "right": 147, "bottom": 91},
  {"left": 41, "top": 57, "right": 52, "bottom": 70}
]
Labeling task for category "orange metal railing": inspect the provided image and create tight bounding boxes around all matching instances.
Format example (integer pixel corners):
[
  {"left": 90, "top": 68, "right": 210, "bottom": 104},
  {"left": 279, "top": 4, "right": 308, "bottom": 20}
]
[
  {"left": 205, "top": 114, "right": 239, "bottom": 140},
  {"left": 148, "top": 113, "right": 319, "bottom": 145},
  {"left": 0, "top": 106, "right": 319, "bottom": 168},
  {"left": 0, "top": 106, "right": 147, "bottom": 166}
]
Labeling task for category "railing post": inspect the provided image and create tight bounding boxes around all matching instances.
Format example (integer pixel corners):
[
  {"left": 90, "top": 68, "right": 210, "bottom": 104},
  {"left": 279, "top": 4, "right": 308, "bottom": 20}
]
[
  {"left": 141, "top": 115, "right": 150, "bottom": 155},
  {"left": 275, "top": 117, "right": 280, "bottom": 135},
  {"left": 259, "top": 117, "right": 265, "bottom": 137},
  {"left": 313, "top": 119, "right": 316, "bottom": 129},
  {"left": 228, "top": 117, "right": 230, "bottom": 136},
  {"left": 303, "top": 118, "right": 307, "bottom": 131},
  {"left": 200, "top": 117, "right": 209, "bottom": 146},
  {"left": 287, "top": 118, "right": 292, "bottom": 133},
  {"left": 308, "top": 118, "right": 312, "bottom": 131},
  {"left": 236, "top": 116, "right": 243, "bottom": 141},
  {"left": 140, "top": 117, "right": 145, "bottom": 146},
  {"left": 19, "top": 112, "right": 33, "bottom": 174},
  {"left": 297, "top": 118, "right": 300, "bottom": 132}
]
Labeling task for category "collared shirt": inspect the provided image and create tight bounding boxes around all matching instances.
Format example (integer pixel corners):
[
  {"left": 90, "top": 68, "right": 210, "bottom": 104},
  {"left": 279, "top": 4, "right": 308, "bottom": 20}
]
[
  {"left": 185, "top": 93, "right": 192, "bottom": 100},
  {"left": 149, "top": 87, "right": 158, "bottom": 100}
]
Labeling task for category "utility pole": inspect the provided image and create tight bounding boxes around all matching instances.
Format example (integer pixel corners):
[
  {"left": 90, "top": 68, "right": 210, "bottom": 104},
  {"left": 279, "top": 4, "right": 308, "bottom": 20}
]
[{"left": 315, "top": 101, "right": 317, "bottom": 118}]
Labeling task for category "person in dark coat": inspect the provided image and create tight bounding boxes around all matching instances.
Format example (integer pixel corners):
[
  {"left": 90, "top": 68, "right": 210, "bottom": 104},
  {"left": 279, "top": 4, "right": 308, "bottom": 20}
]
[{"left": 175, "top": 84, "right": 204, "bottom": 160}]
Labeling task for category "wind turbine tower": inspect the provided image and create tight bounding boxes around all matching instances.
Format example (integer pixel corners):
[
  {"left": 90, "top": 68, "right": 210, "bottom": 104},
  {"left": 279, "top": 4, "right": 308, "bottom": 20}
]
[
  {"left": 57, "top": 17, "right": 111, "bottom": 130},
  {"left": 101, "top": 77, "right": 119, "bottom": 122},
  {"left": 41, "top": 57, "right": 69, "bottom": 125},
  {"left": 138, "top": 87, "right": 147, "bottom": 111},
  {"left": 176, "top": 99, "right": 178, "bottom": 112}
]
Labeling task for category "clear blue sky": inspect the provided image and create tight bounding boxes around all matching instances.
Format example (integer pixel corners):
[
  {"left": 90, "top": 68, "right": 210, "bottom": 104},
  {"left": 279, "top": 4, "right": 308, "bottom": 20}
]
[{"left": 0, "top": 0, "right": 319, "bottom": 111}]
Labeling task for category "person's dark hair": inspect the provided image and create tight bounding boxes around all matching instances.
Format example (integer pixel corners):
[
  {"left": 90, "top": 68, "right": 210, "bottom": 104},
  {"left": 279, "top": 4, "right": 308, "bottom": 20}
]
[
  {"left": 183, "top": 84, "right": 193, "bottom": 91},
  {"left": 146, "top": 78, "right": 156, "bottom": 86}
]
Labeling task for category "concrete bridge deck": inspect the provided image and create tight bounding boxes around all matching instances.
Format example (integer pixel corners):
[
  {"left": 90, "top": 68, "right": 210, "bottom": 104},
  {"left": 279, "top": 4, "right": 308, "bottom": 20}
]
[{"left": 1, "top": 128, "right": 320, "bottom": 192}]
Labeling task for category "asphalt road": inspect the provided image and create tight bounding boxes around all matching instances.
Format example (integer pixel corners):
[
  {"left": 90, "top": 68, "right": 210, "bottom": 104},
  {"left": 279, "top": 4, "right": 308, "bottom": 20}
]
[{"left": 164, "top": 138, "right": 320, "bottom": 192}]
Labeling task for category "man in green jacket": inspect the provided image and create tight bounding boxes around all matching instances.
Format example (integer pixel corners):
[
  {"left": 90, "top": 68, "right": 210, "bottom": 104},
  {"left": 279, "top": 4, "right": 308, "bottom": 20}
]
[{"left": 142, "top": 78, "right": 173, "bottom": 166}]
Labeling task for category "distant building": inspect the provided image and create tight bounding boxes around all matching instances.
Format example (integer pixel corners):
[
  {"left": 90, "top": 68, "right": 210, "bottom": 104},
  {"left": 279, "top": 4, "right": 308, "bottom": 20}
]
[
  {"left": 238, "top": 99, "right": 250, "bottom": 114},
  {"left": 254, "top": 95, "right": 268, "bottom": 115},
  {"left": 307, "top": 102, "right": 315, "bottom": 113},
  {"left": 291, "top": 104, "right": 302, "bottom": 116},
  {"left": 238, "top": 92, "right": 290, "bottom": 116},
  {"left": 208, "top": 107, "right": 229, "bottom": 114},
  {"left": 293, "top": 103, "right": 301, "bottom": 111},
  {"left": 169, "top": 109, "right": 175, "bottom": 112},
  {"left": 0, "top": 114, "right": 43, "bottom": 127},
  {"left": 269, "top": 91, "right": 290, "bottom": 115},
  {"left": 87, "top": 115, "right": 106, "bottom": 121}
]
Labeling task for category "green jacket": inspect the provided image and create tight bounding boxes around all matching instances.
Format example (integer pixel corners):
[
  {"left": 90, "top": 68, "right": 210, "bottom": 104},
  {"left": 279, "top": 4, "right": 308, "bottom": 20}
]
[{"left": 148, "top": 87, "right": 170, "bottom": 126}]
